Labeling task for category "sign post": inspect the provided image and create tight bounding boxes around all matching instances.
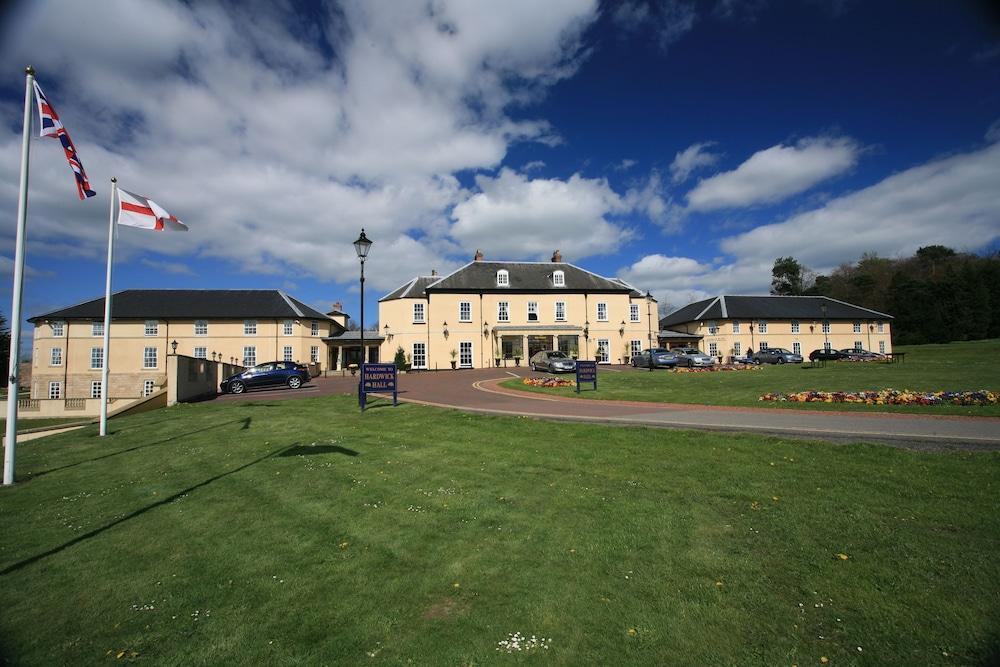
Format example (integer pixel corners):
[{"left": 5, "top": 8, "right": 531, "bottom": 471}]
[
  {"left": 575, "top": 360, "right": 598, "bottom": 393},
  {"left": 359, "top": 362, "right": 398, "bottom": 410}
]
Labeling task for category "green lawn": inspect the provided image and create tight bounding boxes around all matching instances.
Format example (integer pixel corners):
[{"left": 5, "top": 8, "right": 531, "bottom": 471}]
[
  {"left": 0, "top": 417, "right": 93, "bottom": 433},
  {"left": 505, "top": 339, "right": 1000, "bottom": 416},
  {"left": 0, "top": 396, "right": 998, "bottom": 664}
]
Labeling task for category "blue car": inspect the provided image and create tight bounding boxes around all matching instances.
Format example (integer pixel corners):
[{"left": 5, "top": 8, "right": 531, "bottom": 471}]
[
  {"left": 220, "top": 361, "right": 310, "bottom": 394},
  {"left": 631, "top": 348, "right": 679, "bottom": 368}
]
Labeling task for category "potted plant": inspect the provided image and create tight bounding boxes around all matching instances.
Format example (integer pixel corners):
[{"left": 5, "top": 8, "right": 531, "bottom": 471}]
[
  {"left": 348, "top": 363, "right": 359, "bottom": 376},
  {"left": 449, "top": 349, "right": 458, "bottom": 370}
]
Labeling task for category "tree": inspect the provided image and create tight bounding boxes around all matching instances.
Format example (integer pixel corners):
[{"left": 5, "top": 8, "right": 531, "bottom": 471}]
[
  {"left": 770, "top": 257, "right": 806, "bottom": 295},
  {"left": 393, "top": 346, "right": 409, "bottom": 371}
]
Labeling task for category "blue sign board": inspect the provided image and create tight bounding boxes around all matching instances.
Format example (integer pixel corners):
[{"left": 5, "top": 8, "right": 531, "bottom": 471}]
[
  {"left": 359, "top": 363, "right": 398, "bottom": 410},
  {"left": 575, "top": 360, "right": 598, "bottom": 393}
]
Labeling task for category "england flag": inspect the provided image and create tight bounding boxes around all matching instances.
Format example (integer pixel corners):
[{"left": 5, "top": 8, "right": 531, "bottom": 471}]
[{"left": 117, "top": 188, "right": 189, "bottom": 231}]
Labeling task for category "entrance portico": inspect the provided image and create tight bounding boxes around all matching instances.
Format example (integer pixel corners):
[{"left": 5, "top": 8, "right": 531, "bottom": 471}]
[{"left": 491, "top": 325, "right": 583, "bottom": 365}]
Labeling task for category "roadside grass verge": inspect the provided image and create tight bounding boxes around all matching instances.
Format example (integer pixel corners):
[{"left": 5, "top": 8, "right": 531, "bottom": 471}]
[
  {"left": 1, "top": 395, "right": 998, "bottom": 664},
  {"left": 505, "top": 339, "right": 1000, "bottom": 416}
]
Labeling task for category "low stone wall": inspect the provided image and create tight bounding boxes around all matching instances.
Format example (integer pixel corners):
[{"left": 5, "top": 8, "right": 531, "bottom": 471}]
[{"left": 1, "top": 395, "right": 136, "bottom": 418}]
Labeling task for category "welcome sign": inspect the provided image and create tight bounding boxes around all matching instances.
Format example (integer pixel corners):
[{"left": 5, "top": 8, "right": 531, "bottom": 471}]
[
  {"left": 575, "top": 360, "right": 598, "bottom": 393},
  {"left": 359, "top": 363, "right": 398, "bottom": 410}
]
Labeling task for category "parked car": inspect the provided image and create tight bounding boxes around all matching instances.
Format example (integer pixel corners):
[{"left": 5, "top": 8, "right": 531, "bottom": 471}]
[
  {"left": 808, "top": 348, "right": 847, "bottom": 361},
  {"left": 220, "top": 361, "right": 311, "bottom": 394},
  {"left": 839, "top": 348, "right": 885, "bottom": 361},
  {"left": 529, "top": 350, "right": 577, "bottom": 373},
  {"left": 630, "top": 348, "right": 679, "bottom": 368},
  {"left": 750, "top": 347, "right": 804, "bottom": 365},
  {"left": 673, "top": 347, "right": 716, "bottom": 368}
]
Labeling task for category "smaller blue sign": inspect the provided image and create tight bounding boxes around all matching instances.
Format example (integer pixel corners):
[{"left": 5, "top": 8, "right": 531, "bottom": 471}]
[
  {"left": 359, "top": 363, "right": 398, "bottom": 410},
  {"left": 575, "top": 360, "right": 598, "bottom": 393}
]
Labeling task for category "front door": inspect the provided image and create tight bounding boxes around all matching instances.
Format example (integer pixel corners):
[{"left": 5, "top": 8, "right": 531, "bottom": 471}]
[
  {"left": 459, "top": 341, "right": 473, "bottom": 368},
  {"left": 527, "top": 335, "right": 552, "bottom": 359}
]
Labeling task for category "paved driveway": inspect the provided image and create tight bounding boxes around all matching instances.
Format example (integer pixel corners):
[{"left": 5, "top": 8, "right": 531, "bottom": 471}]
[{"left": 216, "top": 367, "right": 1000, "bottom": 450}]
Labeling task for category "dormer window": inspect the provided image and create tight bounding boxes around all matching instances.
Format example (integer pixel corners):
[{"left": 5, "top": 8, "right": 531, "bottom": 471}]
[
  {"left": 552, "top": 270, "right": 565, "bottom": 287},
  {"left": 496, "top": 270, "right": 509, "bottom": 287}
]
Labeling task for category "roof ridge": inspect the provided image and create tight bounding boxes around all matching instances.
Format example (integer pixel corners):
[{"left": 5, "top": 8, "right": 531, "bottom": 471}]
[
  {"left": 277, "top": 290, "right": 304, "bottom": 318},
  {"left": 819, "top": 295, "right": 894, "bottom": 319},
  {"left": 694, "top": 296, "right": 720, "bottom": 321}
]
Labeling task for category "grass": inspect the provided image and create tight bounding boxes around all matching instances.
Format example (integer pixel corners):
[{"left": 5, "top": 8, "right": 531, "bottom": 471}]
[
  {"left": 0, "top": 417, "right": 93, "bottom": 433},
  {"left": 505, "top": 339, "right": 1000, "bottom": 416},
  {"left": 0, "top": 395, "right": 998, "bottom": 664}
]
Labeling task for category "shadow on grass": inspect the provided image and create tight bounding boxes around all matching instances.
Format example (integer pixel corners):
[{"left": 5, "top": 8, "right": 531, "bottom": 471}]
[
  {"left": 0, "top": 443, "right": 294, "bottom": 577},
  {"left": 27, "top": 418, "right": 252, "bottom": 480},
  {"left": 279, "top": 444, "right": 358, "bottom": 457}
]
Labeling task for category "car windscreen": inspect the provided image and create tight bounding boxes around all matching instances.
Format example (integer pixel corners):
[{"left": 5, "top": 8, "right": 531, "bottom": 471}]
[{"left": 549, "top": 352, "right": 568, "bottom": 358}]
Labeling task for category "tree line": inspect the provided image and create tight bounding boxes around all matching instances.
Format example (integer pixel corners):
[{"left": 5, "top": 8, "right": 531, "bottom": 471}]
[{"left": 770, "top": 246, "right": 1000, "bottom": 345}]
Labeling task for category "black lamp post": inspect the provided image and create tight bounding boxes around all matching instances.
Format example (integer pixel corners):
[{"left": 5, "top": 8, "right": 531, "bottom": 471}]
[
  {"left": 645, "top": 292, "right": 654, "bottom": 372},
  {"left": 354, "top": 229, "right": 372, "bottom": 406}
]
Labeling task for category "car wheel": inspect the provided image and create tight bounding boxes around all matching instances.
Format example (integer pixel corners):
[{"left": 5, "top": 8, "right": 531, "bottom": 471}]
[
  {"left": 777, "top": 357, "right": 785, "bottom": 364},
  {"left": 230, "top": 380, "right": 245, "bottom": 394},
  {"left": 753, "top": 358, "right": 762, "bottom": 365},
  {"left": 287, "top": 376, "right": 302, "bottom": 389},
  {"left": 531, "top": 363, "right": 537, "bottom": 371}
]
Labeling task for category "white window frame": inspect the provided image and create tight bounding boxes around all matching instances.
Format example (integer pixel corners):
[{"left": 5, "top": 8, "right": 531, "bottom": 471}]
[
  {"left": 824, "top": 341, "right": 832, "bottom": 352},
  {"left": 51, "top": 321, "right": 64, "bottom": 337},
  {"left": 412, "top": 303, "right": 425, "bottom": 324},
  {"left": 879, "top": 340, "right": 886, "bottom": 354},
  {"left": 630, "top": 340, "right": 642, "bottom": 358},
  {"left": 791, "top": 320, "right": 800, "bottom": 334},
  {"left": 194, "top": 320, "right": 208, "bottom": 336},
  {"left": 630, "top": 304, "right": 640, "bottom": 323},
  {"left": 143, "top": 347, "right": 158, "bottom": 369},
  {"left": 283, "top": 345, "right": 294, "bottom": 362},
  {"left": 555, "top": 301, "right": 566, "bottom": 322},
  {"left": 244, "top": 319, "right": 257, "bottom": 336},
  {"left": 596, "top": 338, "right": 610, "bottom": 363},
  {"left": 142, "top": 380, "right": 156, "bottom": 397},
  {"left": 732, "top": 321, "right": 740, "bottom": 334},
  {"left": 282, "top": 320, "right": 294, "bottom": 336},
  {"left": 759, "top": 341, "right": 768, "bottom": 351},
  {"left": 459, "top": 301, "right": 472, "bottom": 322},
  {"left": 822, "top": 320, "right": 831, "bottom": 334},
  {"left": 144, "top": 320, "right": 159, "bottom": 336},
  {"left": 853, "top": 321, "right": 862, "bottom": 334},
  {"left": 854, "top": 340, "right": 863, "bottom": 351},
  {"left": 310, "top": 346, "right": 320, "bottom": 363},
  {"left": 527, "top": 301, "right": 538, "bottom": 322},
  {"left": 792, "top": 342, "right": 801, "bottom": 356},
  {"left": 194, "top": 347, "right": 207, "bottom": 359},
  {"left": 733, "top": 341, "right": 742, "bottom": 357},
  {"left": 758, "top": 320, "right": 768, "bottom": 334},
  {"left": 707, "top": 320, "right": 718, "bottom": 335},
  {"left": 48, "top": 381, "right": 61, "bottom": 400},
  {"left": 92, "top": 322, "right": 104, "bottom": 337},
  {"left": 50, "top": 347, "right": 63, "bottom": 366},
  {"left": 412, "top": 342, "right": 427, "bottom": 369},
  {"left": 90, "top": 347, "right": 103, "bottom": 370},
  {"left": 708, "top": 342, "right": 718, "bottom": 357},
  {"left": 552, "top": 270, "right": 565, "bottom": 287},
  {"left": 91, "top": 380, "right": 103, "bottom": 399},
  {"left": 496, "top": 270, "right": 509, "bottom": 287},
  {"left": 597, "top": 302, "right": 608, "bottom": 322},
  {"left": 311, "top": 321, "right": 320, "bottom": 336},
  {"left": 877, "top": 322, "right": 884, "bottom": 334},
  {"left": 243, "top": 346, "right": 256, "bottom": 367},
  {"left": 459, "top": 341, "right": 473, "bottom": 368},
  {"left": 497, "top": 301, "right": 510, "bottom": 322}
]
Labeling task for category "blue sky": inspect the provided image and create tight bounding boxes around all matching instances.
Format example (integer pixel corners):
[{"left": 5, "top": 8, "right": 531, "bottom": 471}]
[{"left": 1, "top": 0, "right": 999, "bottom": 345}]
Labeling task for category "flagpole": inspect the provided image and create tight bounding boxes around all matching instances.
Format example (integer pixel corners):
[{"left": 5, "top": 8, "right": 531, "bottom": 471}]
[
  {"left": 4, "top": 66, "right": 36, "bottom": 486},
  {"left": 99, "top": 178, "right": 117, "bottom": 437}
]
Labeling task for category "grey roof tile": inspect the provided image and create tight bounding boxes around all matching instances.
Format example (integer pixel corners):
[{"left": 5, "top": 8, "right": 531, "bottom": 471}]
[{"left": 660, "top": 295, "right": 893, "bottom": 328}]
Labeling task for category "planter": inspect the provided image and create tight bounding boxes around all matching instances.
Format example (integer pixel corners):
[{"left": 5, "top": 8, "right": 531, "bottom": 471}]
[
  {"left": 514, "top": 357, "right": 521, "bottom": 366},
  {"left": 450, "top": 361, "right": 457, "bottom": 370},
  {"left": 495, "top": 358, "right": 501, "bottom": 367}
]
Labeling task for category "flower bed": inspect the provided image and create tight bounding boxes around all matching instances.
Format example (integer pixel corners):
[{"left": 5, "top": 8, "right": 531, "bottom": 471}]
[
  {"left": 523, "top": 376, "right": 574, "bottom": 388},
  {"left": 671, "top": 364, "right": 761, "bottom": 374},
  {"left": 759, "top": 389, "right": 998, "bottom": 406}
]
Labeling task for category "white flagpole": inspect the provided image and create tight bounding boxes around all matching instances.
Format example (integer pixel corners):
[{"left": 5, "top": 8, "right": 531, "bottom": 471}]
[
  {"left": 4, "top": 67, "right": 36, "bottom": 486},
  {"left": 99, "top": 178, "right": 117, "bottom": 436}
]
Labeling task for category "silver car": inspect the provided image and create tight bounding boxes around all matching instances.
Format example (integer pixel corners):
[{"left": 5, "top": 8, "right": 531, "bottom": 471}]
[
  {"left": 529, "top": 350, "right": 577, "bottom": 373},
  {"left": 631, "top": 348, "right": 678, "bottom": 368},
  {"left": 673, "top": 347, "right": 716, "bottom": 368}
]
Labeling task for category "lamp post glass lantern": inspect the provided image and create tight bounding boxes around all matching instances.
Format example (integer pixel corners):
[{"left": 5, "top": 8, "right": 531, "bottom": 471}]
[{"left": 354, "top": 229, "right": 372, "bottom": 407}]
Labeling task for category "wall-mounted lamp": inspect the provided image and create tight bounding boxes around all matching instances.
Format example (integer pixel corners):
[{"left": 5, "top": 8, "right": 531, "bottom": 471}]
[
  {"left": 869, "top": 324, "right": 874, "bottom": 332},
  {"left": 170, "top": 339, "right": 178, "bottom": 354},
  {"left": 583, "top": 320, "right": 590, "bottom": 340},
  {"left": 443, "top": 321, "right": 449, "bottom": 339},
  {"left": 211, "top": 351, "right": 217, "bottom": 361},
  {"left": 483, "top": 321, "right": 489, "bottom": 337},
  {"left": 383, "top": 323, "right": 392, "bottom": 341},
  {"left": 619, "top": 320, "right": 626, "bottom": 337}
]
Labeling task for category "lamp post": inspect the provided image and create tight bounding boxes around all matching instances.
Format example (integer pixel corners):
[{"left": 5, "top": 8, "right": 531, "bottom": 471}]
[
  {"left": 353, "top": 229, "right": 372, "bottom": 408},
  {"left": 645, "top": 292, "right": 654, "bottom": 372},
  {"left": 170, "top": 339, "right": 178, "bottom": 355}
]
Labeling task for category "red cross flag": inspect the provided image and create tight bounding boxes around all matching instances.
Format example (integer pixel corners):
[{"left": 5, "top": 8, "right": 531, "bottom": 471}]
[{"left": 117, "top": 188, "right": 188, "bottom": 231}]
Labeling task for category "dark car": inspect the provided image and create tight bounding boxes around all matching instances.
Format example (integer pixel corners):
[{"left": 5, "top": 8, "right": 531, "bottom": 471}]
[
  {"left": 631, "top": 348, "right": 679, "bottom": 368},
  {"left": 839, "top": 348, "right": 885, "bottom": 361},
  {"left": 808, "top": 348, "right": 847, "bottom": 362},
  {"left": 751, "top": 347, "right": 804, "bottom": 365},
  {"left": 221, "top": 361, "right": 311, "bottom": 394},
  {"left": 529, "top": 350, "right": 577, "bottom": 373}
]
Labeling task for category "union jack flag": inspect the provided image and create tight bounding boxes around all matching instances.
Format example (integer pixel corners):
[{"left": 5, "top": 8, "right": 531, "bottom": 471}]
[{"left": 32, "top": 80, "right": 96, "bottom": 200}]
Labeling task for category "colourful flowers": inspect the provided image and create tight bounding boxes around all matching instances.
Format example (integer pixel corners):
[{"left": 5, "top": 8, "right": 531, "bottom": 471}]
[
  {"left": 759, "top": 389, "right": 997, "bottom": 406},
  {"left": 672, "top": 365, "right": 761, "bottom": 374},
  {"left": 522, "top": 376, "right": 573, "bottom": 388}
]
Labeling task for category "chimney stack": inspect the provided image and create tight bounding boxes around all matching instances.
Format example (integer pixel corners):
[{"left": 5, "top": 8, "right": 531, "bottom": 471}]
[
  {"left": 551, "top": 249, "right": 562, "bottom": 263},
  {"left": 431, "top": 269, "right": 437, "bottom": 276},
  {"left": 474, "top": 249, "right": 484, "bottom": 261},
  {"left": 332, "top": 301, "right": 343, "bottom": 312}
]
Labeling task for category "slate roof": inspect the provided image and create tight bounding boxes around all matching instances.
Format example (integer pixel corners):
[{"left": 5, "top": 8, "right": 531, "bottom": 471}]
[
  {"left": 29, "top": 290, "right": 331, "bottom": 322},
  {"left": 660, "top": 295, "right": 893, "bottom": 328},
  {"left": 324, "top": 330, "right": 386, "bottom": 343},
  {"left": 381, "top": 261, "right": 640, "bottom": 300}
]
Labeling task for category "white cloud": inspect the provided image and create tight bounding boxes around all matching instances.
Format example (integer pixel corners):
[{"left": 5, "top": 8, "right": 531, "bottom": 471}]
[
  {"left": 686, "top": 136, "right": 861, "bottom": 211},
  {"left": 623, "top": 171, "right": 684, "bottom": 232},
  {"left": 612, "top": 0, "right": 697, "bottom": 51},
  {"left": 0, "top": 0, "right": 601, "bottom": 292},
  {"left": 522, "top": 160, "right": 546, "bottom": 172},
  {"left": 140, "top": 258, "right": 195, "bottom": 276},
  {"left": 450, "top": 168, "right": 633, "bottom": 260},
  {"left": 670, "top": 141, "right": 720, "bottom": 183}
]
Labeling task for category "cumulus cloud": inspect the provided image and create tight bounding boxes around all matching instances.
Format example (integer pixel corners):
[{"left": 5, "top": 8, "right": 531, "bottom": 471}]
[
  {"left": 612, "top": 0, "right": 697, "bottom": 51},
  {"left": 620, "top": 138, "right": 1000, "bottom": 308},
  {"left": 623, "top": 171, "right": 684, "bottom": 232},
  {"left": 450, "top": 168, "right": 633, "bottom": 259},
  {"left": 670, "top": 141, "right": 720, "bottom": 183},
  {"left": 140, "top": 258, "right": 195, "bottom": 276},
  {"left": 0, "top": 0, "right": 601, "bottom": 292},
  {"left": 686, "top": 136, "right": 861, "bottom": 211}
]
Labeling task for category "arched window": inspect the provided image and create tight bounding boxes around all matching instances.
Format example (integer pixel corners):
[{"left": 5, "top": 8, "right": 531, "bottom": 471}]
[
  {"left": 496, "top": 269, "right": 509, "bottom": 286},
  {"left": 553, "top": 270, "right": 565, "bottom": 286}
]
